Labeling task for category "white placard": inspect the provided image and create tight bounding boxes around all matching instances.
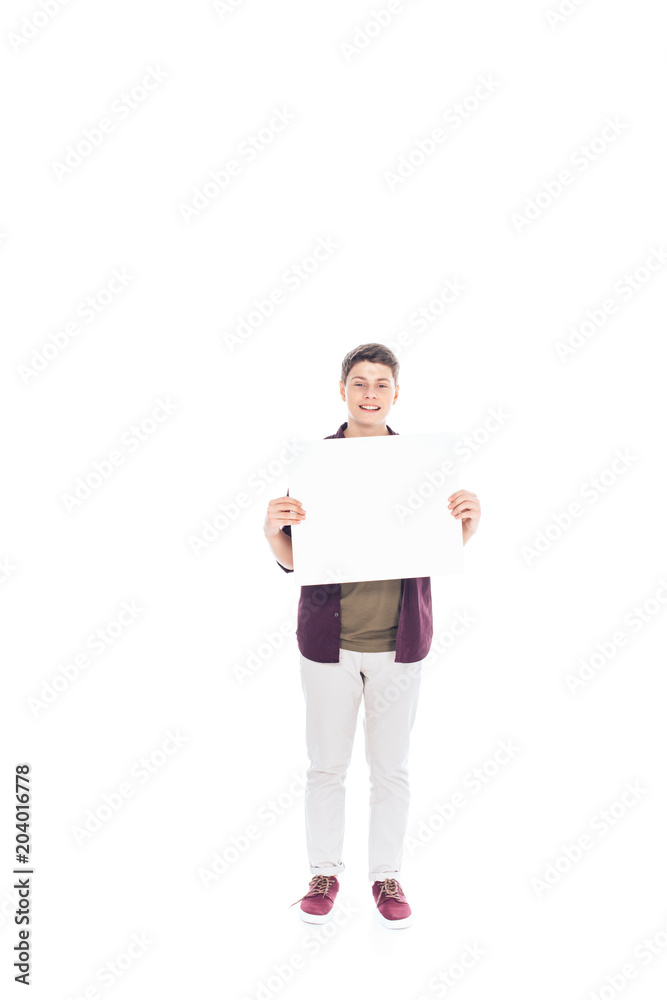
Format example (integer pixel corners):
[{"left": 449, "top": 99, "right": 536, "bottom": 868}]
[{"left": 288, "top": 431, "right": 464, "bottom": 584}]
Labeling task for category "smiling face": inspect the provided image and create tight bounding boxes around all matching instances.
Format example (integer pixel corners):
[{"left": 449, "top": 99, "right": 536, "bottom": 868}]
[{"left": 339, "top": 361, "right": 399, "bottom": 436}]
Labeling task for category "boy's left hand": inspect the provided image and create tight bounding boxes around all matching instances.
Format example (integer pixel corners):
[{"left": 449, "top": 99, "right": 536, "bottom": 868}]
[{"left": 448, "top": 490, "right": 481, "bottom": 545}]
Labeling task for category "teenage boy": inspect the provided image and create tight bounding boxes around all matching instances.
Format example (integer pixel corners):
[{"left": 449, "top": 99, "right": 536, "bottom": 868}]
[{"left": 264, "top": 344, "right": 481, "bottom": 929}]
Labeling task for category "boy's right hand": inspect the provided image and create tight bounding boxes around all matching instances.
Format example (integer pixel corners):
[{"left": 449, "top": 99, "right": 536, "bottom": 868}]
[{"left": 264, "top": 496, "right": 306, "bottom": 536}]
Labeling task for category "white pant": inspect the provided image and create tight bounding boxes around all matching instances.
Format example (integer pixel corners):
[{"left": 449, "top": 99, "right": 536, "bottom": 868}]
[{"left": 299, "top": 647, "right": 423, "bottom": 883}]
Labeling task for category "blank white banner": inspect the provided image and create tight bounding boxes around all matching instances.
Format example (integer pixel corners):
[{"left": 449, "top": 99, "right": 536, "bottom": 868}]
[{"left": 288, "top": 431, "right": 464, "bottom": 585}]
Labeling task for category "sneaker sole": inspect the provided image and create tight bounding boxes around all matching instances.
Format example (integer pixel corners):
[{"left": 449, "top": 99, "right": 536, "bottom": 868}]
[
  {"left": 298, "top": 904, "right": 336, "bottom": 924},
  {"left": 376, "top": 911, "right": 413, "bottom": 929}
]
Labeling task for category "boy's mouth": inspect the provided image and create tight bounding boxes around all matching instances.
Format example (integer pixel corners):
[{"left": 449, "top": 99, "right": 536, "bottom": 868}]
[{"left": 359, "top": 405, "right": 380, "bottom": 411}]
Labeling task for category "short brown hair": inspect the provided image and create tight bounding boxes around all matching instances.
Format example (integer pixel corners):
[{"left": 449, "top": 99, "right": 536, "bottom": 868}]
[{"left": 340, "top": 343, "right": 399, "bottom": 386}]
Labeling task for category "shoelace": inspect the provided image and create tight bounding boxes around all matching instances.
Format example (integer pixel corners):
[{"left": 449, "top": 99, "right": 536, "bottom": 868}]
[
  {"left": 289, "top": 875, "right": 337, "bottom": 909},
  {"left": 376, "top": 878, "right": 404, "bottom": 903}
]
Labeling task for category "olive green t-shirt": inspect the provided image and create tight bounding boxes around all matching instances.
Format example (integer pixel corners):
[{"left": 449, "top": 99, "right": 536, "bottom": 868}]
[{"left": 339, "top": 578, "right": 404, "bottom": 652}]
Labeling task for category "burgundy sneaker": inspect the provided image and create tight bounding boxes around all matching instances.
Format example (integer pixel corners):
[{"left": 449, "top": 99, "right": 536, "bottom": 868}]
[
  {"left": 290, "top": 875, "right": 339, "bottom": 924},
  {"left": 372, "top": 878, "right": 413, "bottom": 928}
]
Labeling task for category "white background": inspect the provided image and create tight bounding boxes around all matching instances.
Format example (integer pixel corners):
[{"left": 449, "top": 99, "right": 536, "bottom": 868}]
[{"left": 1, "top": 1, "right": 666, "bottom": 998}]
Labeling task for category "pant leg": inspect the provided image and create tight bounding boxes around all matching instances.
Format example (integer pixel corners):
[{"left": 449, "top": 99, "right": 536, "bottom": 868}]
[
  {"left": 361, "top": 650, "right": 423, "bottom": 882},
  {"left": 299, "top": 648, "right": 364, "bottom": 876}
]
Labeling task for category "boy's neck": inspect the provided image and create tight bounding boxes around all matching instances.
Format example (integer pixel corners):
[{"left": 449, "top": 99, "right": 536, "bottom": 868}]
[{"left": 342, "top": 418, "right": 391, "bottom": 438}]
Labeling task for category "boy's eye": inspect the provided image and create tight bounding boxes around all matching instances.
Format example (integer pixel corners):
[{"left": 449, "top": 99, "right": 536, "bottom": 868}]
[{"left": 354, "top": 383, "right": 387, "bottom": 387}]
